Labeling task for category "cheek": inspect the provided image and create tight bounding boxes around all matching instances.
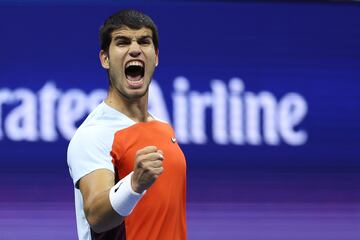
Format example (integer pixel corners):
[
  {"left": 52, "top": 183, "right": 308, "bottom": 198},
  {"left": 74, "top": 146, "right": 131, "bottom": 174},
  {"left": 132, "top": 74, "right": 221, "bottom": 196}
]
[
  {"left": 148, "top": 55, "right": 157, "bottom": 68},
  {"left": 109, "top": 47, "right": 126, "bottom": 63},
  {"left": 109, "top": 56, "right": 125, "bottom": 73},
  {"left": 109, "top": 63, "right": 123, "bottom": 83}
]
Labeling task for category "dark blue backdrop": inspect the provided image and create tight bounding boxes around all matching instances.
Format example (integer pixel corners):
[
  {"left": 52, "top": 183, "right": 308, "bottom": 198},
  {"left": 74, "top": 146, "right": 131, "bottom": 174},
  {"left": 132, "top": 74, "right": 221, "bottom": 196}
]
[{"left": 0, "top": 2, "right": 359, "bottom": 239}]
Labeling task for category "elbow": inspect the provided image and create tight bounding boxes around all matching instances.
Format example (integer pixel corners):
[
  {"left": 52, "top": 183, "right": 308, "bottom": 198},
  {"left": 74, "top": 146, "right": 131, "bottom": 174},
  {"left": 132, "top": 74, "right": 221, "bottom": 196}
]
[
  {"left": 84, "top": 206, "right": 103, "bottom": 233},
  {"left": 84, "top": 204, "right": 112, "bottom": 233},
  {"left": 88, "top": 221, "right": 102, "bottom": 233},
  {"left": 84, "top": 204, "right": 123, "bottom": 233},
  {"left": 89, "top": 221, "right": 104, "bottom": 234}
]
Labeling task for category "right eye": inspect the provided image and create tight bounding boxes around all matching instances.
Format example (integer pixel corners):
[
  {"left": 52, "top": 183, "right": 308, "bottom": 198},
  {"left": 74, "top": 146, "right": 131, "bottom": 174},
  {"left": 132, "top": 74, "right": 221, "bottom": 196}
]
[{"left": 116, "top": 39, "right": 130, "bottom": 46}]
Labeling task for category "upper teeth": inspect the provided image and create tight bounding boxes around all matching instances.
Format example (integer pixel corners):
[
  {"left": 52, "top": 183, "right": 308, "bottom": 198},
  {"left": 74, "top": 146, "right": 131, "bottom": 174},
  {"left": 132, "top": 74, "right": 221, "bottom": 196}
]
[{"left": 126, "top": 61, "right": 143, "bottom": 68}]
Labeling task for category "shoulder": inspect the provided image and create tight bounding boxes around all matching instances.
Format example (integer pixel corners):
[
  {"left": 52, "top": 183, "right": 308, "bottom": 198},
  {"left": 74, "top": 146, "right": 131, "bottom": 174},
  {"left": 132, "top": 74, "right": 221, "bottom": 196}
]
[
  {"left": 69, "top": 102, "right": 134, "bottom": 148},
  {"left": 152, "top": 115, "right": 175, "bottom": 133},
  {"left": 150, "top": 113, "right": 172, "bottom": 127},
  {"left": 67, "top": 102, "right": 135, "bottom": 186}
]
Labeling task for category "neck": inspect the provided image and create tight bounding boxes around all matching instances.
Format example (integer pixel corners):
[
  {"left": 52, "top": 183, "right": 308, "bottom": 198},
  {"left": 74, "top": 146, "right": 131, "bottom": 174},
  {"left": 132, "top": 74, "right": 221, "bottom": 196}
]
[{"left": 105, "top": 89, "right": 152, "bottom": 122}]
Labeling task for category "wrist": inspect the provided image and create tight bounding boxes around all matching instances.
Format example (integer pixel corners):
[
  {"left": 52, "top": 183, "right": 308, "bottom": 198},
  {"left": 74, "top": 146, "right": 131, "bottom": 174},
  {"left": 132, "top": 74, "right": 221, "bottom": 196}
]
[
  {"left": 130, "top": 175, "right": 145, "bottom": 194},
  {"left": 109, "top": 172, "right": 146, "bottom": 216}
]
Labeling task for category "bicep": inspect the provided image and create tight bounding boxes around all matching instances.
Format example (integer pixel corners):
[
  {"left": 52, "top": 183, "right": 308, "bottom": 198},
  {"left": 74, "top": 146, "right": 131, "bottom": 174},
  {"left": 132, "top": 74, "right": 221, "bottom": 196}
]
[
  {"left": 78, "top": 169, "right": 124, "bottom": 232},
  {"left": 79, "top": 168, "right": 115, "bottom": 207}
]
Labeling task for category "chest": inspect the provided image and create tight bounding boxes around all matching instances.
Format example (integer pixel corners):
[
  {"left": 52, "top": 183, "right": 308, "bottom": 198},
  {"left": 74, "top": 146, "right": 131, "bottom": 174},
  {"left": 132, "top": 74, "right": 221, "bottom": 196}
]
[{"left": 112, "top": 122, "right": 186, "bottom": 179}]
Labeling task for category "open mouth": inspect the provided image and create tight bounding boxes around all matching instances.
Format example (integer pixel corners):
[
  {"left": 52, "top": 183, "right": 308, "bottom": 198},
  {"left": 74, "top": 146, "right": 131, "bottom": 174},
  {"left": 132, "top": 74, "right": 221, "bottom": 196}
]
[{"left": 125, "top": 60, "right": 145, "bottom": 87}]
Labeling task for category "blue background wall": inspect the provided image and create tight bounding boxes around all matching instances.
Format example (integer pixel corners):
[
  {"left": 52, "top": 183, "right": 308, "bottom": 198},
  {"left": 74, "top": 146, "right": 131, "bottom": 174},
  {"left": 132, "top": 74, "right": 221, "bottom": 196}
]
[{"left": 0, "top": 2, "right": 359, "bottom": 239}]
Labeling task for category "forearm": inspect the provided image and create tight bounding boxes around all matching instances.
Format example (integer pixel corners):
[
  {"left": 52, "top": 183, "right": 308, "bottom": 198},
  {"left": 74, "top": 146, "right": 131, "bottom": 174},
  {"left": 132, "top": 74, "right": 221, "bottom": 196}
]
[
  {"left": 79, "top": 146, "right": 163, "bottom": 233},
  {"left": 84, "top": 172, "right": 145, "bottom": 233}
]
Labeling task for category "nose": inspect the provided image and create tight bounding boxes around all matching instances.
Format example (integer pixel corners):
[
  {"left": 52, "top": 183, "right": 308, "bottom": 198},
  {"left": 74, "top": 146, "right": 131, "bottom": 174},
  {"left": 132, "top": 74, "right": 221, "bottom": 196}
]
[{"left": 129, "top": 41, "right": 141, "bottom": 58}]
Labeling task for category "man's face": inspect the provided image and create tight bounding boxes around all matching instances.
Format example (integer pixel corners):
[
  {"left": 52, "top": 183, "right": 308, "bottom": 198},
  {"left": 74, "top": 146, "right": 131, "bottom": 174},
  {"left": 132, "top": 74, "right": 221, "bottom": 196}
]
[{"left": 101, "top": 27, "right": 158, "bottom": 100}]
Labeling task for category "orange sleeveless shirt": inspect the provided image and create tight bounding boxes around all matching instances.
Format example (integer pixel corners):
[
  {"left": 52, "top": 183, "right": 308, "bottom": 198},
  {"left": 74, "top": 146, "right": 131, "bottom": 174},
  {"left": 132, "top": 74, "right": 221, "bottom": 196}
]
[{"left": 110, "top": 121, "right": 187, "bottom": 240}]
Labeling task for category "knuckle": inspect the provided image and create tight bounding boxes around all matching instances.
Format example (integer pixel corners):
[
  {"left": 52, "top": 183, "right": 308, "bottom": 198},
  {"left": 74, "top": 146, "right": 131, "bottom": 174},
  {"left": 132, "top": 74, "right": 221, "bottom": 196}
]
[
  {"left": 144, "top": 166, "right": 151, "bottom": 173},
  {"left": 136, "top": 160, "right": 144, "bottom": 169},
  {"left": 155, "top": 162, "right": 162, "bottom": 168},
  {"left": 150, "top": 146, "right": 158, "bottom": 152},
  {"left": 155, "top": 160, "right": 162, "bottom": 167},
  {"left": 149, "top": 168, "right": 156, "bottom": 176},
  {"left": 135, "top": 149, "right": 142, "bottom": 157},
  {"left": 139, "top": 155, "right": 148, "bottom": 163}
]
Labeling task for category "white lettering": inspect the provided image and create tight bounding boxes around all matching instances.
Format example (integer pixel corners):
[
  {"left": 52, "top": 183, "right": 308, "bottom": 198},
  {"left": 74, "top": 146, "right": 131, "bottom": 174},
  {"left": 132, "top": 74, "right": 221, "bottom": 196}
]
[
  {"left": 211, "top": 80, "right": 228, "bottom": 145},
  {"left": 173, "top": 77, "right": 190, "bottom": 143},
  {"left": 58, "top": 89, "right": 88, "bottom": 140},
  {"left": 279, "top": 93, "right": 308, "bottom": 145},
  {"left": 244, "top": 91, "right": 279, "bottom": 145},
  {"left": 190, "top": 91, "right": 212, "bottom": 144},
  {"left": 245, "top": 92, "right": 262, "bottom": 145},
  {"left": 0, "top": 79, "right": 308, "bottom": 146},
  {"left": 38, "top": 82, "right": 61, "bottom": 141},
  {"left": 258, "top": 92, "right": 279, "bottom": 145},
  {"left": 149, "top": 80, "right": 170, "bottom": 123},
  {"left": 0, "top": 89, "right": 11, "bottom": 139},
  {"left": 5, "top": 89, "right": 38, "bottom": 141},
  {"left": 88, "top": 89, "right": 107, "bottom": 111},
  {"left": 229, "top": 78, "right": 245, "bottom": 145}
]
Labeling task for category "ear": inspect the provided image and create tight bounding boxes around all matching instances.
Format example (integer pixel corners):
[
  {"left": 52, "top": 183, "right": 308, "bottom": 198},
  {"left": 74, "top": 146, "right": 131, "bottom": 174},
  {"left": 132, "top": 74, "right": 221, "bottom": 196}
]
[
  {"left": 155, "top": 49, "right": 159, "bottom": 67},
  {"left": 99, "top": 50, "right": 109, "bottom": 69}
]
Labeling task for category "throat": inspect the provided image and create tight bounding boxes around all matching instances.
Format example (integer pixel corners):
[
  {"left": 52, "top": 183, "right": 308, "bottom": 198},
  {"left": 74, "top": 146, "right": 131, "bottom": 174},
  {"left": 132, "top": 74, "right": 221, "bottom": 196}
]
[{"left": 105, "top": 91, "right": 150, "bottom": 122}]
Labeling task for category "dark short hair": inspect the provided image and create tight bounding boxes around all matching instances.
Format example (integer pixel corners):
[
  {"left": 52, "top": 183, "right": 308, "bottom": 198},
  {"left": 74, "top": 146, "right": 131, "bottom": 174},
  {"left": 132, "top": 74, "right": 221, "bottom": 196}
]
[{"left": 99, "top": 9, "right": 159, "bottom": 53}]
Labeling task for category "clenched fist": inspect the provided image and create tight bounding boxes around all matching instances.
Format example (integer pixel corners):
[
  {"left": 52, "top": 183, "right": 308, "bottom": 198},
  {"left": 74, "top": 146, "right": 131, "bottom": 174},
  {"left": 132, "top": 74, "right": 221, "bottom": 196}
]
[{"left": 131, "top": 146, "right": 164, "bottom": 194}]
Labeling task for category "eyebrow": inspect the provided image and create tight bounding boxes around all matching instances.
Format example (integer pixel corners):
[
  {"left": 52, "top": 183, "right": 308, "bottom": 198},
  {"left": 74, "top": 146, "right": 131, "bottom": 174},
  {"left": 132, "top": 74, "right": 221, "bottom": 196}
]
[{"left": 113, "top": 35, "right": 152, "bottom": 41}]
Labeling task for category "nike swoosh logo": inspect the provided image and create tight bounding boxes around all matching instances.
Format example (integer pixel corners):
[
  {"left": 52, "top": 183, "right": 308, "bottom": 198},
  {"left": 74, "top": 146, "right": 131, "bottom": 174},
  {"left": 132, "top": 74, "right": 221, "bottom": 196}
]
[
  {"left": 114, "top": 182, "right": 123, "bottom": 193},
  {"left": 171, "top": 137, "right": 177, "bottom": 143}
]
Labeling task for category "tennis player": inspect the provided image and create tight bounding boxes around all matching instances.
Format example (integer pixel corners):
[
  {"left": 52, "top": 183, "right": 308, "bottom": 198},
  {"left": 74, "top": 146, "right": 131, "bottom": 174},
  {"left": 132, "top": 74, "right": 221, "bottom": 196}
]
[{"left": 67, "top": 9, "right": 186, "bottom": 240}]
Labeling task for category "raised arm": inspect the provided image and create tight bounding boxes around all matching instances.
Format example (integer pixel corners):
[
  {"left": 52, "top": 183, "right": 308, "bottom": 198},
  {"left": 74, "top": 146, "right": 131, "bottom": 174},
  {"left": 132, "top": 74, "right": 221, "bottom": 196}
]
[{"left": 78, "top": 146, "right": 164, "bottom": 233}]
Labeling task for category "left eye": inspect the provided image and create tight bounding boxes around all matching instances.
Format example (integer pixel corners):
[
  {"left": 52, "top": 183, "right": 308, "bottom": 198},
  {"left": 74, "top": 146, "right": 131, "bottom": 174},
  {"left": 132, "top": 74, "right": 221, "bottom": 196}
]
[{"left": 139, "top": 40, "right": 150, "bottom": 45}]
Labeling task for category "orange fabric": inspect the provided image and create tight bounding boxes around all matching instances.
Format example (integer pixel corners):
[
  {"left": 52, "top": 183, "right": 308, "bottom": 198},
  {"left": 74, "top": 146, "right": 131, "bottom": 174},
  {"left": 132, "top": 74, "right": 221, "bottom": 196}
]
[{"left": 111, "top": 121, "right": 187, "bottom": 240}]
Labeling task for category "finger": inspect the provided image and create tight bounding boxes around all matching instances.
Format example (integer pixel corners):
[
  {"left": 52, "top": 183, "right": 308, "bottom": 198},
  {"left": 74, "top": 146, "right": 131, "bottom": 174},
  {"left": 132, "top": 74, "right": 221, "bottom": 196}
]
[
  {"left": 138, "top": 160, "right": 162, "bottom": 172},
  {"left": 157, "top": 149, "right": 164, "bottom": 157},
  {"left": 147, "top": 160, "right": 163, "bottom": 168},
  {"left": 136, "top": 146, "right": 158, "bottom": 156},
  {"left": 143, "top": 152, "right": 164, "bottom": 161},
  {"left": 149, "top": 166, "right": 164, "bottom": 176}
]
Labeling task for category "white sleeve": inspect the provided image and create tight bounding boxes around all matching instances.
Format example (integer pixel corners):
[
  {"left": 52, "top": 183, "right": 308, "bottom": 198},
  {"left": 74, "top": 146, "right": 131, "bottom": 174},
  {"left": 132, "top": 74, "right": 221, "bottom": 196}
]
[{"left": 67, "top": 126, "right": 115, "bottom": 188}]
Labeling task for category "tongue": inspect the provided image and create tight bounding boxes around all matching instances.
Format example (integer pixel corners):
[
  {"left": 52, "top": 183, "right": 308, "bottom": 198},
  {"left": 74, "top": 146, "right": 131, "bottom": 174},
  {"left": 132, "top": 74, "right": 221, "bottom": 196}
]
[
  {"left": 126, "top": 75, "right": 143, "bottom": 88},
  {"left": 126, "top": 74, "right": 142, "bottom": 82}
]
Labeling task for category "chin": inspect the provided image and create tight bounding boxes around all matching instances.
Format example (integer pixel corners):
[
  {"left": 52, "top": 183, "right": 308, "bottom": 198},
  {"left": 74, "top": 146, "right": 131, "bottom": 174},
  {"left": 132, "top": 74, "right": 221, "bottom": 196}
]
[{"left": 124, "top": 88, "right": 149, "bottom": 100}]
